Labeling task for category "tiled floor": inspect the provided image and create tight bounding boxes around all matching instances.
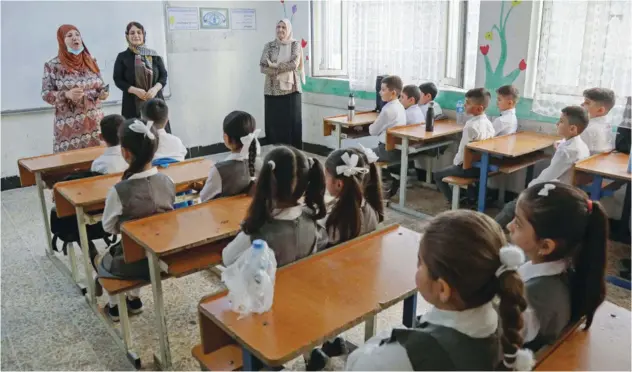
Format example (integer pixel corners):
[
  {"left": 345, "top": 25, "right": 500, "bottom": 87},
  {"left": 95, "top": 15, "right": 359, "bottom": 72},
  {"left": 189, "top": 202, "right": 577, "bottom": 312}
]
[{"left": 1, "top": 150, "right": 630, "bottom": 371}]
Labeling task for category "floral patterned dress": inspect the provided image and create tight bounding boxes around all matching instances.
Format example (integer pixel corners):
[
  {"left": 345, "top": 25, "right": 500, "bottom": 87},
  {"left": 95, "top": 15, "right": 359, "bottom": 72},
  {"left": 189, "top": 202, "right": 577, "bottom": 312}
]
[{"left": 41, "top": 57, "right": 105, "bottom": 153}]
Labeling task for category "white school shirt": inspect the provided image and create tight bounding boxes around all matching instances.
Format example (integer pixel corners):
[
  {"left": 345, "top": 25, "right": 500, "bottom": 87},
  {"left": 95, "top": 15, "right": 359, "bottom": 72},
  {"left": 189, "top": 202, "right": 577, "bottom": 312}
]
[
  {"left": 153, "top": 129, "right": 187, "bottom": 161},
  {"left": 199, "top": 152, "right": 263, "bottom": 202},
  {"left": 492, "top": 108, "right": 518, "bottom": 136},
  {"left": 528, "top": 135, "right": 590, "bottom": 187},
  {"left": 346, "top": 302, "right": 498, "bottom": 371},
  {"left": 405, "top": 104, "right": 424, "bottom": 125},
  {"left": 369, "top": 100, "right": 407, "bottom": 143},
  {"left": 518, "top": 260, "right": 568, "bottom": 343},
  {"left": 101, "top": 167, "right": 175, "bottom": 234},
  {"left": 419, "top": 101, "right": 443, "bottom": 119},
  {"left": 453, "top": 114, "right": 495, "bottom": 166},
  {"left": 90, "top": 145, "right": 128, "bottom": 174},
  {"left": 580, "top": 115, "right": 615, "bottom": 155}
]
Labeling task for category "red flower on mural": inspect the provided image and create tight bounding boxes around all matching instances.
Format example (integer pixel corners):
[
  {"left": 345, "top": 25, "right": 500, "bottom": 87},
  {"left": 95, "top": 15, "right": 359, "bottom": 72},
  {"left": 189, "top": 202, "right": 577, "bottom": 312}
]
[
  {"left": 519, "top": 59, "right": 527, "bottom": 71},
  {"left": 301, "top": 38, "right": 307, "bottom": 48},
  {"left": 480, "top": 45, "right": 490, "bottom": 55},
  {"left": 305, "top": 55, "right": 309, "bottom": 61},
  {"left": 280, "top": 0, "right": 284, "bottom": 3}
]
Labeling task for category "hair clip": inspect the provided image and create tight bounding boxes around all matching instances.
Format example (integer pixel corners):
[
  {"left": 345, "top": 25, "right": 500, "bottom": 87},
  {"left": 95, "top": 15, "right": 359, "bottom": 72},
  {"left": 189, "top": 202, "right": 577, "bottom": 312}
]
[
  {"left": 586, "top": 199, "right": 593, "bottom": 214},
  {"left": 537, "top": 183, "right": 556, "bottom": 197},
  {"left": 359, "top": 144, "right": 379, "bottom": 164},
  {"left": 240, "top": 129, "right": 262, "bottom": 157},
  {"left": 308, "top": 157, "right": 315, "bottom": 168},
  {"left": 268, "top": 160, "right": 276, "bottom": 170},
  {"left": 336, "top": 152, "right": 369, "bottom": 177},
  {"left": 495, "top": 244, "right": 525, "bottom": 278},
  {"left": 129, "top": 119, "right": 155, "bottom": 140}
]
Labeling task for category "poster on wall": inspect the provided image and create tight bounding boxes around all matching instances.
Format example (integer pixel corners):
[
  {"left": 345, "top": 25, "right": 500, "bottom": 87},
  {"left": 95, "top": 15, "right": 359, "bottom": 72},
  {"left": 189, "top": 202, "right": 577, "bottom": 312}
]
[
  {"left": 167, "top": 7, "right": 199, "bottom": 31},
  {"left": 200, "top": 8, "right": 230, "bottom": 29},
  {"left": 231, "top": 8, "right": 256, "bottom": 30}
]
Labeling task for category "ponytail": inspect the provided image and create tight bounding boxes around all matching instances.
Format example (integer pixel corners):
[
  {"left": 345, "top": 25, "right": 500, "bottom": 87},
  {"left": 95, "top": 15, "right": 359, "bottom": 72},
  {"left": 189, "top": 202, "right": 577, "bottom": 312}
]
[
  {"left": 119, "top": 119, "right": 158, "bottom": 180},
  {"left": 497, "top": 271, "right": 529, "bottom": 370},
  {"left": 247, "top": 138, "right": 257, "bottom": 179},
  {"left": 304, "top": 157, "right": 326, "bottom": 220},
  {"left": 326, "top": 174, "right": 363, "bottom": 243},
  {"left": 242, "top": 159, "right": 276, "bottom": 235},
  {"left": 364, "top": 162, "right": 384, "bottom": 222},
  {"left": 571, "top": 200, "right": 608, "bottom": 328}
]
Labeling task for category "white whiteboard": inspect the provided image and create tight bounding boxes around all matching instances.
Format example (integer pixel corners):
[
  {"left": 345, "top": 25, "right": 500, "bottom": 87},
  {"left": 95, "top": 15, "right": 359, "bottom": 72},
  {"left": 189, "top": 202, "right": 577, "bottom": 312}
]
[{"left": 1, "top": 0, "right": 171, "bottom": 113}]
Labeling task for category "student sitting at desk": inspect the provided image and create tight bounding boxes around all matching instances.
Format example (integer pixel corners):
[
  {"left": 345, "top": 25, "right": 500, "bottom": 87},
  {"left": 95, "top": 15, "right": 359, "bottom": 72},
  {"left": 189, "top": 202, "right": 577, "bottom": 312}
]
[
  {"left": 506, "top": 182, "right": 607, "bottom": 351},
  {"left": 91, "top": 114, "right": 128, "bottom": 174},
  {"left": 222, "top": 146, "right": 328, "bottom": 267},
  {"left": 418, "top": 82, "right": 443, "bottom": 119},
  {"left": 495, "top": 106, "right": 590, "bottom": 227},
  {"left": 580, "top": 88, "right": 616, "bottom": 155},
  {"left": 400, "top": 85, "right": 423, "bottom": 124},
  {"left": 492, "top": 85, "right": 519, "bottom": 136},
  {"left": 94, "top": 118, "right": 176, "bottom": 321},
  {"left": 199, "top": 111, "right": 263, "bottom": 202},
  {"left": 346, "top": 210, "right": 533, "bottom": 371},
  {"left": 433, "top": 88, "right": 495, "bottom": 205},
  {"left": 369, "top": 75, "right": 407, "bottom": 162},
  {"left": 142, "top": 98, "right": 187, "bottom": 162}
]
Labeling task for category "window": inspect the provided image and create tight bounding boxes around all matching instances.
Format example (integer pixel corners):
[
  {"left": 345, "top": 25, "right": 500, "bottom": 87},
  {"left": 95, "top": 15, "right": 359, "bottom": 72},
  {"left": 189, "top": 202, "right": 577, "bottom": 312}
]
[
  {"left": 532, "top": 0, "right": 632, "bottom": 117},
  {"left": 310, "top": 0, "right": 479, "bottom": 90}
]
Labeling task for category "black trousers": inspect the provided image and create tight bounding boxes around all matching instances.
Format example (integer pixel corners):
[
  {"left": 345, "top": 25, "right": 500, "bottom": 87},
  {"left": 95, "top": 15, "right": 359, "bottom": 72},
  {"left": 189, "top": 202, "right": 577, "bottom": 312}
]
[{"left": 264, "top": 92, "right": 302, "bottom": 149}]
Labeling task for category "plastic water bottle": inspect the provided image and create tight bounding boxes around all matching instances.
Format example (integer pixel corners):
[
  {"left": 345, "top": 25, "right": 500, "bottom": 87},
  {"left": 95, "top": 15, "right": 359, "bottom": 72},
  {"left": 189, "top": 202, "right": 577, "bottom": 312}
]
[
  {"left": 456, "top": 100, "right": 465, "bottom": 125},
  {"left": 425, "top": 102, "right": 435, "bottom": 132},
  {"left": 245, "top": 240, "right": 276, "bottom": 313},
  {"left": 347, "top": 93, "right": 356, "bottom": 122}
]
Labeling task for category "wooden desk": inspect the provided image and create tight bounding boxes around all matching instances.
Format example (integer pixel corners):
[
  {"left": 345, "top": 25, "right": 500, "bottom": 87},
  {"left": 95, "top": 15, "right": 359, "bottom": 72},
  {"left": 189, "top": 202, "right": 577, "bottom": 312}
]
[
  {"left": 17, "top": 146, "right": 105, "bottom": 261},
  {"left": 536, "top": 301, "right": 631, "bottom": 371},
  {"left": 120, "top": 194, "right": 252, "bottom": 369},
  {"left": 323, "top": 111, "right": 378, "bottom": 149},
  {"left": 385, "top": 121, "right": 463, "bottom": 219},
  {"left": 463, "top": 132, "right": 560, "bottom": 212},
  {"left": 197, "top": 225, "right": 422, "bottom": 370},
  {"left": 573, "top": 152, "right": 631, "bottom": 201}
]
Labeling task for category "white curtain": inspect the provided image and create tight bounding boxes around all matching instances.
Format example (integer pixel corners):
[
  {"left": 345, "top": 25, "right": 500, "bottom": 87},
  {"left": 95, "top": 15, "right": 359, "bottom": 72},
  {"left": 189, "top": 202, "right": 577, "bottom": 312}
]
[
  {"left": 347, "top": 0, "right": 447, "bottom": 91},
  {"left": 533, "top": 0, "right": 632, "bottom": 120}
]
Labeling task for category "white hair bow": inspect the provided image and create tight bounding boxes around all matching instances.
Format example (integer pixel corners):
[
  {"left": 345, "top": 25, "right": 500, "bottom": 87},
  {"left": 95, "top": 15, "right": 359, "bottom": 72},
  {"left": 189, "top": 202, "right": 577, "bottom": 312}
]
[
  {"left": 495, "top": 244, "right": 525, "bottom": 277},
  {"left": 537, "top": 183, "right": 556, "bottom": 197},
  {"left": 336, "top": 152, "right": 369, "bottom": 177},
  {"left": 240, "top": 129, "right": 262, "bottom": 158},
  {"left": 129, "top": 119, "right": 155, "bottom": 140},
  {"left": 359, "top": 144, "right": 379, "bottom": 164}
]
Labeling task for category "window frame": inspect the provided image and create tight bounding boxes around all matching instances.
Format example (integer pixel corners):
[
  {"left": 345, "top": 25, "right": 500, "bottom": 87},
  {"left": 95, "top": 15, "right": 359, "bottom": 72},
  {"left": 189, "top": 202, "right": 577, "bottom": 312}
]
[{"left": 310, "top": 0, "right": 348, "bottom": 78}]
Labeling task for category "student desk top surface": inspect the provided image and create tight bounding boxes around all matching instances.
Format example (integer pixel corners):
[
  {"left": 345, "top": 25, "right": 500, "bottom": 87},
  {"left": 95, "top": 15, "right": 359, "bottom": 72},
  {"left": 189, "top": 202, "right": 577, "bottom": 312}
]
[
  {"left": 463, "top": 132, "right": 561, "bottom": 169},
  {"left": 535, "top": 301, "right": 631, "bottom": 371},
  {"left": 18, "top": 146, "right": 106, "bottom": 187},
  {"left": 385, "top": 120, "right": 463, "bottom": 151},
  {"left": 198, "top": 224, "right": 422, "bottom": 367},
  {"left": 574, "top": 151, "right": 631, "bottom": 181},
  {"left": 120, "top": 194, "right": 252, "bottom": 263},
  {"left": 53, "top": 158, "right": 211, "bottom": 218},
  {"left": 323, "top": 111, "right": 378, "bottom": 136}
]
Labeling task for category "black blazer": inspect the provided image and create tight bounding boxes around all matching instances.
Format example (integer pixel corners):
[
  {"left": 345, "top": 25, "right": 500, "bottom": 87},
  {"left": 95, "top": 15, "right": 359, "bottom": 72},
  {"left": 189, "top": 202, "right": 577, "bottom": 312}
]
[{"left": 113, "top": 48, "right": 168, "bottom": 119}]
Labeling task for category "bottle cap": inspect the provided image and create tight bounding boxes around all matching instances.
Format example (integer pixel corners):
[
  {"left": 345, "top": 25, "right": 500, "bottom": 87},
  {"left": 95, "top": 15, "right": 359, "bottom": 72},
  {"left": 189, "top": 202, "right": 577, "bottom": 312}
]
[{"left": 252, "top": 239, "right": 265, "bottom": 249}]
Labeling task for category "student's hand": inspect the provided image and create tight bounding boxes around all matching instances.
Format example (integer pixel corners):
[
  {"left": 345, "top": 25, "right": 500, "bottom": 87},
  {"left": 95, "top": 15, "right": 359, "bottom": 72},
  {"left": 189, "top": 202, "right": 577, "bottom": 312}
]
[
  {"left": 98, "top": 90, "right": 109, "bottom": 100},
  {"left": 65, "top": 87, "right": 84, "bottom": 102}
]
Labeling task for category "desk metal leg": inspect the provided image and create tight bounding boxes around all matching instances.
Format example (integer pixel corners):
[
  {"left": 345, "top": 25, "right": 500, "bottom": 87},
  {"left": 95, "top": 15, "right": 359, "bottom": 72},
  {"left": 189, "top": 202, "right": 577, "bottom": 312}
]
[
  {"left": 67, "top": 242, "right": 79, "bottom": 282},
  {"left": 35, "top": 172, "right": 54, "bottom": 256},
  {"left": 76, "top": 207, "right": 96, "bottom": 304},
  {"left": 398, "top": 137, "right": 410, "bottom": 207},
  {"left": 336, "top": 124, "right": 343, "bottom": 149},
  {"left": 425, "top": 156, "right": 433, "bottom": 184},
  {"left": 147, "top": 252, "right": 172, "bottom": 370},
  {"left": 402, "top": 294, "right": 417, "bottom": 328},
  {"left": 364, "top": 316, "right": 377, "bottom": 341},
  {"left": 242, "top": 348, "right": 265, "bottom": 371},
  {"left": 590, "top": 175, "right": 603, "bottom": 201},
  {"left": 477, "top": 153, "right": 490, "bottom": 212}
]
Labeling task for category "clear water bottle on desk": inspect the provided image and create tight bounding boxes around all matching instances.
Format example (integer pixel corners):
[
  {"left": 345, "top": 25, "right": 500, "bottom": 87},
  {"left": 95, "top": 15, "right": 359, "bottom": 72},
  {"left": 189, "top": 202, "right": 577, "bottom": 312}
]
[
  {"left": 425, "top": 102, "right": 435, "bottom": 132},
  {"left": 347, "top": 93, "right": 356, "bottom": 122},
  {"left": 456, "top": 100, "right": 465, "bottom": 125}
]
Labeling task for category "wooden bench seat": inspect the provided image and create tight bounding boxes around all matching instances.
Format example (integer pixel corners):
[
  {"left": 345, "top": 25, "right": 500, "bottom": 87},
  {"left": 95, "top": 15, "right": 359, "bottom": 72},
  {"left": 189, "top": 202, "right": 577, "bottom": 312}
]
[
  {"left": 443, "top": 172, "right": 500, "bottom": 210},
  {"left": 192, "top": 344, "right": 243, "bottom": 371}
]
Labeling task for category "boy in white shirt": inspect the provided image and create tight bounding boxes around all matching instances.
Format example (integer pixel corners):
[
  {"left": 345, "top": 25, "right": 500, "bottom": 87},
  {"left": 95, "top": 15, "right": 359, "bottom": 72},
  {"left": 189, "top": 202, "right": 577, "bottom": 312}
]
[
  {"left": 91, "top": 114, "right": 128, "bottom": 174},
  {"left": 495, "top": 106, "right": 590, "bottom": 228},
  {"left": 369, "top": 75, "right": 407, "bottom": 163},
  {"left": 580, "top": 88, "right": 615, "bottom": 155},
  {"left": 433, "top": 88, "right": 495, "bottom": 204},
  {"left": 493, "top": 85, "right": 519, "bottom": 136},
  {"left": 400, "top": 85, "right": 424, "bottom": 124},
  {"left": 143, "top": 99, "right": 187, "bottom": 162},
  {"left": 419, "top": 82, "right": 443, "bottom": 119}
]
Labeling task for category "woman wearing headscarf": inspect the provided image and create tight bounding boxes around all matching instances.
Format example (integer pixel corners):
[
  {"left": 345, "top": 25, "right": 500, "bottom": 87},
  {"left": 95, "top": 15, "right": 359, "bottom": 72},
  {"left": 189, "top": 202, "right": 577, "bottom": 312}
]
[
  {"left": 113, "top": 21, "right": 170, "bottom": 132},
  {"left": 260, "top": 19, "right": 305, "bottom": 149},
  {"left": 41, "top": 24, "right": 107, "bottom": 153}
]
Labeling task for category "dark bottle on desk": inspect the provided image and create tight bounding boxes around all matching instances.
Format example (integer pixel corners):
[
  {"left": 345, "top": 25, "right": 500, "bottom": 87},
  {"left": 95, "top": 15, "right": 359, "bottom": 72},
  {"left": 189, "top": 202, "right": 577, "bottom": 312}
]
[{"left": 425, "top": 102, "right": 435, "bottom": 132}]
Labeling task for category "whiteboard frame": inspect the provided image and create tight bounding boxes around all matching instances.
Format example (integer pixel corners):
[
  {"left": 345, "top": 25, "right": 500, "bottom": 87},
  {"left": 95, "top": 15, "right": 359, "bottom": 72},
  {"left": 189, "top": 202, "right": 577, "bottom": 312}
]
[{"left": 1, "top": 1, "right": 172, "bottom": 116}]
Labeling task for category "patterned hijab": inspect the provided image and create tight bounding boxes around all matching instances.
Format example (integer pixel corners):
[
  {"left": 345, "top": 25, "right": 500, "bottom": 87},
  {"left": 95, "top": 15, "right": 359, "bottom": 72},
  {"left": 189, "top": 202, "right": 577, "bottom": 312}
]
[{"left": 57, "top": 24, "right": 100, "bottom": 74}]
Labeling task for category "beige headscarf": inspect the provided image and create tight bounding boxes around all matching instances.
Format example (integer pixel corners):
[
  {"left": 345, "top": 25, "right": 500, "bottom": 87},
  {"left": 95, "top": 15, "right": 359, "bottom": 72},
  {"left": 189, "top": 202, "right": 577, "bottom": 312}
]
[{"left": 276, "top": 19, "right": 305, "bottom": 90}]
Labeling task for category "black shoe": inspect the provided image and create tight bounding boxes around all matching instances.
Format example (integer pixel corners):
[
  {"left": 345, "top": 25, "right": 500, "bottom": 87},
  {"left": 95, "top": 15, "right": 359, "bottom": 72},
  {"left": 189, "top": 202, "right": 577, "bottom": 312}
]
[
  {"left": 94, "top": 277, "right": 103, "bottom": 297},
  {"left": 127, "top": 297, "right": 143, "bottom": 315},
  {"left": 105, "top": 304, "right": 120, "bottom": 322},
  {"left": 321, "top": 337, "right": 349, "bottom": 357},
  {"left": 305, "top": 348, "right": 329, "bottom": 371},
  {"left": 415, "top": 168, "right": 425, "bottom": 181}
]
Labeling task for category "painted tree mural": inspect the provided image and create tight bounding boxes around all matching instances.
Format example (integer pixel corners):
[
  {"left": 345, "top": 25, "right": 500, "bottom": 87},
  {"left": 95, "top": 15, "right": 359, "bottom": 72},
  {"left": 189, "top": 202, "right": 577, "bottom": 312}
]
[{"left": 480, "top": 0, "right": 527, "bottom": 91}]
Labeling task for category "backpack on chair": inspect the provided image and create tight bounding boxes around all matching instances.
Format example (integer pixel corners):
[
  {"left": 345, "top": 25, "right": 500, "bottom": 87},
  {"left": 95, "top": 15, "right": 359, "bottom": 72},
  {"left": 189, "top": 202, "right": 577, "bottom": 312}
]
[{"left": 50, "top": 171, "right": 118, "bottom": 261}]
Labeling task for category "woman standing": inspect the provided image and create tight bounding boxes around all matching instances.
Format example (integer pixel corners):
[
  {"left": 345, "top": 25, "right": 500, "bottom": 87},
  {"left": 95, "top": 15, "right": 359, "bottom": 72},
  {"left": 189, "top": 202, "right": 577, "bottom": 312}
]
[
  {"left": 113, "top": 22, "right": 170, "bottom": 132},
  {"left": 260, "top": 19, "right": 305, "bottom": 149},
  {"left": 41, "top": 25, "right": 108, "bottom": 153}
]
